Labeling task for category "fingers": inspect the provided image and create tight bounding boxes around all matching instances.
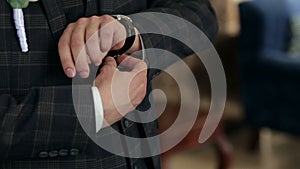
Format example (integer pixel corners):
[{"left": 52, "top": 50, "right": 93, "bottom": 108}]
[
  {"left": 59, "top": 15, "right": 127, "bottom": 78},
  {"left": 71, "top": 18, "right": 90, "bottom": 78},
  {"left": 99, "top": 16, "right": 115, "bottom": 53},
  {"left": 59, "top": 18, "right": 90, "bottom": 78},
  {"left": 58, "top": 23, "right": 76, "bottom": 78},
  {"left": 85, "top": 15, "right": 124, "bottom": 65},
  {"left": 111, "top": 21, "right": 126, "bottom": 50},
  {"left": 85, "top": 16, "right": 102, "bottom": 66}
]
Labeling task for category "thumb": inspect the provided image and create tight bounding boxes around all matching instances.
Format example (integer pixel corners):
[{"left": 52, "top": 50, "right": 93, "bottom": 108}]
[
  {"left": 96, "top": 56, "right": 118, "bottom": 80},
  {"left": 103, "top": 56, "right": 117, "bottom": 68},
  {"left": 94, "top": 56, "right": 118, "bottom": 87}
]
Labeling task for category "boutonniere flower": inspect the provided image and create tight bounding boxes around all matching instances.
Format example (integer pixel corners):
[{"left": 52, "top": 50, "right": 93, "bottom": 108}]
[{"left": 7, "top": 0, "right": 38, "bottom": 52}]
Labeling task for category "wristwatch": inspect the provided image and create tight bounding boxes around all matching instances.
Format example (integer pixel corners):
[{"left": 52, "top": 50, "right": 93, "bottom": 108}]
[{"left": 107, "top": 15, "right": 136, "bottom": 57}]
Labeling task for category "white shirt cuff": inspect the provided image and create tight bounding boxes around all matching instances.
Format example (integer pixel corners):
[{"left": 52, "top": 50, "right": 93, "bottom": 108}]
[{"left": 91, "top": 86, "right": 104, "bottom": 133}]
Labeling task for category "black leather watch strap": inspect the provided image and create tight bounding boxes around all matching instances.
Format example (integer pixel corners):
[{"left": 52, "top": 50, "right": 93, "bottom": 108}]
[{"left": 107, "top": 15, "right": 136, "bottom": 57}]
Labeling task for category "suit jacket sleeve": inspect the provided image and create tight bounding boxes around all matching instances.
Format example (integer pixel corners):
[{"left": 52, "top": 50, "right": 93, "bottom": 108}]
[{"left": 135, "top": 0, "right": 218, "bottom": 79}]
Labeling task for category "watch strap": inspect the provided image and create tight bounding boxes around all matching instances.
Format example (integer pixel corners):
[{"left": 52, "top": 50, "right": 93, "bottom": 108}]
[{"left": 107, "top": 15, "right": 136, "bottom": 57}]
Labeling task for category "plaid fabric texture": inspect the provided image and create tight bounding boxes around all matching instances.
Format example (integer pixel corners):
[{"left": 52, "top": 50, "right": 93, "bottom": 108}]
[{"left": 0, "top": 0, "right": 217, "bottom": 168}]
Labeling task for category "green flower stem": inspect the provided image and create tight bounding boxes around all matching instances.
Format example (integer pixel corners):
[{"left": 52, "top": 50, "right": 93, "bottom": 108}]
[{"left": 7, "top": 0, "right": 29, "bottom": 9}]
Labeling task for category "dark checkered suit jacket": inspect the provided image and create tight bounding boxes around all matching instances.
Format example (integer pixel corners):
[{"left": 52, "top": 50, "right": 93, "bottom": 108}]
[{"left": 0, "top": 0, "right": 217, "bottom": 168}]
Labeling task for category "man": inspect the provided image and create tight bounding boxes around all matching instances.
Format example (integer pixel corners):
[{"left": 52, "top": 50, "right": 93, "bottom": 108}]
[{"left": 0, "top": 0, "right": 218, "bottom": 168}]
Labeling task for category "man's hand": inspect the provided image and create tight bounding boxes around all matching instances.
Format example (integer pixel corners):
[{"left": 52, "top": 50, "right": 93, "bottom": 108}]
[
  {"left": 95, "top": 56, "right": 147, "bottom": 127},
  {"left": 58, "top": 15, "right": 141, "bottom": 78}
]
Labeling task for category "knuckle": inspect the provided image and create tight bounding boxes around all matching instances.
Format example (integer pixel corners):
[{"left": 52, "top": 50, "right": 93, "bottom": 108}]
[
  {"left": 58, "top": 39, "right": 69, "bottom": 49},
  {"left": 90, "top": 15, "right": 99, "bottom": 21},
  {"left": 77, "top": 17, "right": 88, "bottom": 24},
  {"left": 100, "top": 28, "right": 112, "bottom": 37},
  {"left": 66, "top": 23, "right": 75, "bottom": 30},
  {"left": 105, "top": 57, "right": 115, "bottom": 63},
  {"left": 86, "top": 31, "right": 96, "bottom": 41},
  {"left": 114, "top": 42, "right": 124, "bottom": 50},
  {"left": 101, "top": 14, "right": 111, "bottom": 21},
  {"left": 71, "top": 39, "right": 83, "bottom": 49}
]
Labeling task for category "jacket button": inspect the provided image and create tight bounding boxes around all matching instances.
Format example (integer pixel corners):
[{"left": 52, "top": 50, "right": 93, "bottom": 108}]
[
  {"left": 48, "top": 150, "right": 58, "bottom": 158},
  {"left": 70, "top": 148, "right": 80, "bottom": 156},
  {"left": 123, "top": 119, "right": 130, "bottom": 128},
  {"left": 38, "top": 151, "right": 48, "bottom": 158},
  {"left": 58, "top": 149, "right": 69, "bottom": 157}
]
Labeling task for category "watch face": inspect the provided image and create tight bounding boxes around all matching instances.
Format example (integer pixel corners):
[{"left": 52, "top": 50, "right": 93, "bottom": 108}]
[
  {"left": 122, "top": 15, "right": 133, "bottom": 23},
  {"left": 110, "top": 14, "right": 136, "bottom": 56}
]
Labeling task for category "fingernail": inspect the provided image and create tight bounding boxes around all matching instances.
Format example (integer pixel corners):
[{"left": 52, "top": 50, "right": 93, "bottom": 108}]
[
  {"left": 66, "top": 68, "right": 75, "bottom": 77},
  {"left": 79, "top": 71, "right": 89, "bottom": 78}
]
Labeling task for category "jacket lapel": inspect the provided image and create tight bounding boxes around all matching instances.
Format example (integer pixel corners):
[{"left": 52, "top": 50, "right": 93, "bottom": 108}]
[{"left": 40, "top": 0, "right": 67, "bottom": 43}]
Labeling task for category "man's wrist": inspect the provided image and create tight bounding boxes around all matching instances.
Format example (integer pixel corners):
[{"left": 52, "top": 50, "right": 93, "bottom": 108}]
[
  {"left": 108, "top": 15, "right": 139, "bottom": 56},
  {"left": 107, "top": 14, "right": 145, "bottom": 61},
  {"left": 127, "top": 27, "right": 142, "bottom": 54}
]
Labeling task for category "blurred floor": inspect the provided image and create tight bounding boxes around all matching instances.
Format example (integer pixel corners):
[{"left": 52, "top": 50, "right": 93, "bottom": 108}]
[{"left": 165, "top": 124, "right": 300, "bottom": 169}]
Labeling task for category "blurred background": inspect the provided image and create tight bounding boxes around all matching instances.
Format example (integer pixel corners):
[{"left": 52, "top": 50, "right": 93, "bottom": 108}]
[{"left": 151, "top": 0, "right": 300, "bottom": 169}]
